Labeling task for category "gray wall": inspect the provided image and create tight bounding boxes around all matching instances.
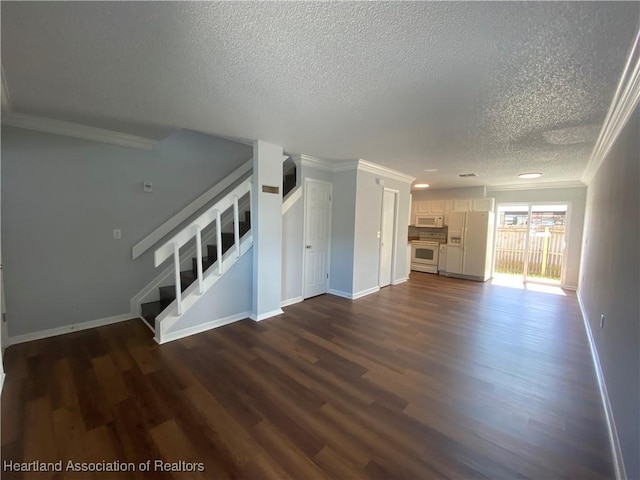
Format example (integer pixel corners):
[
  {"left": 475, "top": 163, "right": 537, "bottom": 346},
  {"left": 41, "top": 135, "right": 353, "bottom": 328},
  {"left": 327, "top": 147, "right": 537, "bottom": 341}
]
[
  {"left": 578, "top": 110, "right": 639, "bottom": 480},
  {"left": 352, "top": 170, "right": 411, "bottom": 295},
  {"left": 1, "top": 126, "right": 251, "bottom": 337},
  {"left": 329, "top": 169, "right": 357, "bottom": 294},
  {"left": 165, "top": 249, "right": 253, "bottom": 334},
  {"left": 488, "top": 186, "right": 587, "bottom": 288}
]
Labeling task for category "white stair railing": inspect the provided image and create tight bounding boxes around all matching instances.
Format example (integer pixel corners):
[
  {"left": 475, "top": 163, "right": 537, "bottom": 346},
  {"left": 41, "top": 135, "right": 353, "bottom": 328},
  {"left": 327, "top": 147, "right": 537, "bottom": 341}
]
[{"left": 154, "top": 176, "right": 253, "bottom": 319}]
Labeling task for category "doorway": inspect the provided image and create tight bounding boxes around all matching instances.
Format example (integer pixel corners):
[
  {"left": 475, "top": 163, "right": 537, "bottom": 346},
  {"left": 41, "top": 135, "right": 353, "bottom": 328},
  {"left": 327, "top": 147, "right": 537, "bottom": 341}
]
[
  {"left": 493, "top": 203, "right": 569, "bottom": 285},
  {"left": 379, "top": 188, "right": 399, "bottom": 288},
  {"left": 303, "top": 179, "right": 332, "bottom": 299}
]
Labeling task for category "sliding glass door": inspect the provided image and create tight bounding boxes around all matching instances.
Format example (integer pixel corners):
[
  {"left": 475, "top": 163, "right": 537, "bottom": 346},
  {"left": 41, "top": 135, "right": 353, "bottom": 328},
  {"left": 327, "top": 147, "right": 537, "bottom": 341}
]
[{"left": 494, "top": 204, "right": 568, "bottom": 285}]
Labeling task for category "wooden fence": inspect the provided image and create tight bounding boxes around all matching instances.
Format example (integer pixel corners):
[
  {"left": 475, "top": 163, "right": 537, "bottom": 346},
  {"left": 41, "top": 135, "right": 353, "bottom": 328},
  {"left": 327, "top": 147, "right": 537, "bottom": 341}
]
[{"left": 494, "top": 226, "right": 564, "bottom": 280}]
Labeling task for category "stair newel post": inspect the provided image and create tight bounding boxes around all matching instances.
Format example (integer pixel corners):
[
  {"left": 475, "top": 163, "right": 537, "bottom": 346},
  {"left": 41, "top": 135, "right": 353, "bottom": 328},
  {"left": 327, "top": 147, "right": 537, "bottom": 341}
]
[
  {"left": 173, "top": 243, "right": 182, "bottom": 315},
  {"left": 233, "top": 195, "right": 240, "bottom": 258},
  {"left": 216, "top": 210, "right": 223, "bottom": 276},
  {"left": 195, "top": 225, "right": 204, "bottom": 295}
]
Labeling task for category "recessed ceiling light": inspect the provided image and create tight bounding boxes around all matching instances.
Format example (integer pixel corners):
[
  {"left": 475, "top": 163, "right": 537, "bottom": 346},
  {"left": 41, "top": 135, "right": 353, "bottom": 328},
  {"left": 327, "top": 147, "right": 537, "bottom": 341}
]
[
  {"left": 518, "top": 172, "right": 543, "bottom": 179},
  {"left": 423, "top": 168, "right": 438, "bottom": 172},
  {"left": 414, "top": 183, "right": 430, "bottom": 188}
]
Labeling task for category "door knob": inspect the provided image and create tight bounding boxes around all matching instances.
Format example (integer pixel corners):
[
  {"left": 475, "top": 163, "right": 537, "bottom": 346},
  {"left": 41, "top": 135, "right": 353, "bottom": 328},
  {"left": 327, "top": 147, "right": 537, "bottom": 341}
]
[{"left": 306, "top": 245, "right": 312, "bottom": 249}]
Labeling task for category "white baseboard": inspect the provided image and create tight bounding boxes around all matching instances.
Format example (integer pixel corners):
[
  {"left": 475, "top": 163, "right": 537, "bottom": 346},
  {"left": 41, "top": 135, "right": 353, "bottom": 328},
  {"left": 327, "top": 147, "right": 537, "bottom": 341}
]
[
  {"left": 328, "top": 286, "right": 380, "bottom": 300},
  {"left": 328, "top": 288, "right": 352, "bottom": 299},
  {"left": 281, "top": 296, "right": 303, "bottom": 308},
  {"left": 562, "top": 284, "right": 577, "bottom": 291},
  {"left": 250, "top": 309, "right": 284, "bottom": 322},
  {"left": 577, "top": 291, "right": 627, "bottom": 480},
  {"left": 158, "top": 311, "right": 250, "bottom": 344},
  {"left": 352, "top": 286, "right": 380, "bottom": 300},
  {"left": 392, "top": 277, "right": 408, "bottom": 285},
  {"left": 8, "top": 313, "right": 134, "bottom": 346}
]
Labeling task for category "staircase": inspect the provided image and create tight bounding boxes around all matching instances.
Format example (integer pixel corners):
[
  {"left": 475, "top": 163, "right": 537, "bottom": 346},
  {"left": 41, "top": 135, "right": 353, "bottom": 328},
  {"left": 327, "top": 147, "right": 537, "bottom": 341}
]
[
  {"left": 136, "top": 157, "right": 297, "bottom": 342},
  {"left": 140, "top": 210, "right": 251, "bottom": 330}
]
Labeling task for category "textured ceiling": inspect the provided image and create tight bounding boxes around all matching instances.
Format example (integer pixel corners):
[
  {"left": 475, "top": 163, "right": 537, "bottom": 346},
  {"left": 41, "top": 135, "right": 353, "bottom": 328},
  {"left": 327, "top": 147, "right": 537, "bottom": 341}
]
[{"left": 2, "top": 2, "right": 638, "bottom": 188}]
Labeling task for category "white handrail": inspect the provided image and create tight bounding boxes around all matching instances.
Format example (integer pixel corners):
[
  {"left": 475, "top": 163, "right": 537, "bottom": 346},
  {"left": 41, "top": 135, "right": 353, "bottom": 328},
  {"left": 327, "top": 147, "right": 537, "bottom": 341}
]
[
  {"left": 154, "top": 177, "right": 252, "bottom": 267},
  {"left": 133, "top": 158, "right": 253, "bottom": 259}
]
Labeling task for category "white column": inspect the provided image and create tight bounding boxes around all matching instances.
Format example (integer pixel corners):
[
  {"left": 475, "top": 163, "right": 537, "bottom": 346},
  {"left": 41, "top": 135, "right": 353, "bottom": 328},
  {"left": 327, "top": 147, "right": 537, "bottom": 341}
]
[{"left": 251, "top": 140, "right": 285, "bottom": 321}]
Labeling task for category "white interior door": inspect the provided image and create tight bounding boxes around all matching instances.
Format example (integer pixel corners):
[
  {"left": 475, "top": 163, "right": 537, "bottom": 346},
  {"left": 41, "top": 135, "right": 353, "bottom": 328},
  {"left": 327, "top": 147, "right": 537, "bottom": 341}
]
[
  {"left": 379, "top": 189, "right": 397, "bottom": 287},
  {"left": 303, "top": 179, "right": 332, "bottom": 299}
]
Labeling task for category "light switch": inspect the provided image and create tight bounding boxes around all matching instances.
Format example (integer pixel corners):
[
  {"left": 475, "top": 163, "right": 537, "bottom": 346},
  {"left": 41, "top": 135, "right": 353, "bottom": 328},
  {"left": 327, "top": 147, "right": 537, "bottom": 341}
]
[
  {"left": 113, "top": 229, "right": 122, "bottom": 240},
  {"left": 376, "top": 231, "right": 381, "bottom": 238},
  {"left": 143, "top": 181, "right": 153, "bottom": 193}
]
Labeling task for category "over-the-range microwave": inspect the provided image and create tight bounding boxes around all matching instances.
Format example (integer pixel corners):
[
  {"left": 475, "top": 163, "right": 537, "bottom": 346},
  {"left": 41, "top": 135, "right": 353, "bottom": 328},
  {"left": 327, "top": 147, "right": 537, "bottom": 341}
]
[{"left": 415, "top": 214, "right": 444, "bottom": 228}]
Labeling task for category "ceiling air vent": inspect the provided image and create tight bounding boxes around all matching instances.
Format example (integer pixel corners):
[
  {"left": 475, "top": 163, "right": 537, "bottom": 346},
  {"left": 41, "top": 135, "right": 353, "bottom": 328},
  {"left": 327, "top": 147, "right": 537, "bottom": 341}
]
[{"left": 458, "top": 173, "right": 478, "bottom": 178}]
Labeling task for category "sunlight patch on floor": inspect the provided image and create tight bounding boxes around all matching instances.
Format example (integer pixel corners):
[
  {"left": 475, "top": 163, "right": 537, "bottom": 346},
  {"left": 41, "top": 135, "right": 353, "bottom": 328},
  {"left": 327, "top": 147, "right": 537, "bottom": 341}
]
[{"left": 491, "top": 274, "right": 566, "bottom": 296}]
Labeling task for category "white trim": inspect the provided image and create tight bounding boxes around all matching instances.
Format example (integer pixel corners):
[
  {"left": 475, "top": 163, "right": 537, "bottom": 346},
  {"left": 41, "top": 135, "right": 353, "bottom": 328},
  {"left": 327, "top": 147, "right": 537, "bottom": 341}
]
[
  {"left": 583, "top": 29, "right": 640, "bottom": 185},
  {"left": 577, "top": 291, "right": 627, "bottom": 480},
  {"left": 293, "top": 154, "right": 336, "bottom": 172},
  {"left": 487, "top": 181, "right": 586, "bottom": 192},
  {"left": 282, "top": 185, "right": 302, "bottom": 214},
  {"left": 281, "top": 296, "right": 304, "bottom": 308},
  {"left": 328, "top": 289, "right": 353, "bottom": 299},
  {"left": 328, "top": 286, "right": 380, "bottom": 300},
  {"left": 133, "top": 159, "right": 252, "bottom": 259},
  {"left": 157, "top": 311, "right": 250, "bottom": 344},
  {"left": 392, "top": 277, "right": 408, "bottom": 285},
  {"left": 357, "top": 159, "right": 416, "bottom": 184},
  {"left": 7, "top": 313, "right": 133, "bottom": 346},
  {"left": 330, "top": 160, "right": 360, "bottom": 173},
  {"left": 290, "top": 155, "right": 416, "bottom": 185},
  {"left": 3, "top": 112, "right": 158, "bottom": 150},
  {"left": 352, "top": 286, "right": 381, "bottom": 299},
  {"left": 0, "top": 373, "right": 5, "bottom": 394},
  {"left": 249, "top": 308, "right": 284, "bottom": 322}
]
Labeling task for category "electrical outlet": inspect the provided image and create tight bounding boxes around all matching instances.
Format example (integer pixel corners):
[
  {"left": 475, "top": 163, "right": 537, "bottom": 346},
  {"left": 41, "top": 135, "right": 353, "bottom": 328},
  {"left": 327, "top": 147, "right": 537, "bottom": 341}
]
[
  {"left": 113, "top": 229, "right": 122, "bottom": 240},
  {"left": 600, "top": 314, "right": 605, "bottom": 328}
]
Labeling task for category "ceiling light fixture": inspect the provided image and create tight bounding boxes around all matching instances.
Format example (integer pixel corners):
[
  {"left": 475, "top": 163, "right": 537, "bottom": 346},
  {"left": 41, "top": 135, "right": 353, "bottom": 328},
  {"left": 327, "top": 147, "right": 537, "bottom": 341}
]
[
  {"left": 518, "top": 172, "right": 543, "bottom": 179},
  {"left": 423, "top": 168, "right": 438, "bottom": 172},
  {"left": 413, "top": 183, "right": 430, "bottom": 188}
]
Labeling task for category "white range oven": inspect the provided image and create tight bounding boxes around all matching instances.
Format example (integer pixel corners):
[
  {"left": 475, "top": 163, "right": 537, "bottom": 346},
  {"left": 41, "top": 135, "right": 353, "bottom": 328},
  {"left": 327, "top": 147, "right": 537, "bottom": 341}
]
[
  {"left": 411, "top": 230, "right": 447, "bottom": 274},
  {"left": 411, "top": 241, "right": 440, "bottom": 274}
]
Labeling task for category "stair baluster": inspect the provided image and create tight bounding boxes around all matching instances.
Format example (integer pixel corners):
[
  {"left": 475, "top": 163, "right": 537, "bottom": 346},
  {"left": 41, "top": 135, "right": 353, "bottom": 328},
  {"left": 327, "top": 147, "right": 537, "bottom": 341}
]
[
  {"left": 233, "top": 196, "right": 240, "bottom": 258},
  {"left": 216, "top": 210, "right": 223, "bottom": 276},
  {"left": 173, "top": 243, "right": 182, "bottom": 315},
  {"left": 195, "top": 226, "right": 204, "bottom": 295}
]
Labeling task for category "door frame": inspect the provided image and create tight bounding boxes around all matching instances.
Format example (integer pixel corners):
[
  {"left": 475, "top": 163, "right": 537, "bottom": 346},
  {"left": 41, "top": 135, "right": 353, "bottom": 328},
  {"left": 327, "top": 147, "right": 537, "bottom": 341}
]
[
  {"left": 492, "top": 201, "right": 572, "bottom": 286},
  {"left": 378, "top": 188, "right": 400, "bottom": 287},
  {"left": 302, "top": 178, "right": 333, "bottom": 299}
]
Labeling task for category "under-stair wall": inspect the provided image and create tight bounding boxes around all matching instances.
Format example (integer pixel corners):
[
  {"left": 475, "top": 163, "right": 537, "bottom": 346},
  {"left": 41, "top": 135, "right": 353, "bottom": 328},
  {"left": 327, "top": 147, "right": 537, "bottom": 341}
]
[{"left": 2, "top": 127, "right": 252, "bottom": 341}]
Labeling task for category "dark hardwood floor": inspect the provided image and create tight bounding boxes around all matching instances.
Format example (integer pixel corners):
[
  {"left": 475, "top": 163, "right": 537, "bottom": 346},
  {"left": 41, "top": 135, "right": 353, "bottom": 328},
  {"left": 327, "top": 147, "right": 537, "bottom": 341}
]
[{"left": 1, "top": 273, "right": 613, "bottom": 479}]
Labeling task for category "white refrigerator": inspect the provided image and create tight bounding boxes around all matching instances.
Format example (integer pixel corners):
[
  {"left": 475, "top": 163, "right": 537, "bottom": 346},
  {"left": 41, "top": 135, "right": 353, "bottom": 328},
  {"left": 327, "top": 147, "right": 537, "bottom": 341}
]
[{"left": 445, "top": 211, "right": 494, "bottom": 281}]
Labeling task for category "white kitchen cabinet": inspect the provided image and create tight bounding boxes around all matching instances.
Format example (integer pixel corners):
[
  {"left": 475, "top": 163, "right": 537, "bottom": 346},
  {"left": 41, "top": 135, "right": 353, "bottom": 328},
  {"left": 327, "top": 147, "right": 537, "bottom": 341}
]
[
  {"left": 416, "top": 200, "right": 445, "bottom": 214},
  {"left": 472, "top": 197, "right": 496, "bottom": 212},
  {"left": 451, "top": 199, "right": 472, "bottom": 212}
]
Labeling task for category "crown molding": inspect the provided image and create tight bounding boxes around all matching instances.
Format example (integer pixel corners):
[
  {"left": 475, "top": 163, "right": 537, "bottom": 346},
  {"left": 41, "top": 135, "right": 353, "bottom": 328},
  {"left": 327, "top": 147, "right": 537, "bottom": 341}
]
[
  {"left": 2, "top": 112, "right": 158, "bottom": 150},
  {"left": 356, "top": 159, "right": 416, "bottom": 184},
  {"left": 291, "top": 154, "right": 415, "bottom": 183},
  {"left": 292, "top": 153, "right": 336, "bottom": 172},
  {"left": 487, "top": 180, "right": 586, "bottom": 192},
  {"left": 582, "top": 28, "right": 640, "bottom": 185}
]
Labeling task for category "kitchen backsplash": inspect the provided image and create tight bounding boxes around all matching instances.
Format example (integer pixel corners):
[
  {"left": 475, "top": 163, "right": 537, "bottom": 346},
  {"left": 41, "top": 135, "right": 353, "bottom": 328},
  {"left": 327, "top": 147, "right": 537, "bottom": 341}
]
[{"left": 409, "top": 225, "right": 448, "bottom": 237}]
